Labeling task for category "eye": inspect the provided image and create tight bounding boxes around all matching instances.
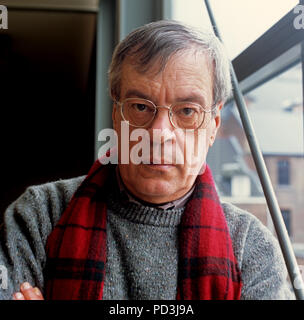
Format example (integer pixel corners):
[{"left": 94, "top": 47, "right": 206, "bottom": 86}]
[
  {"left": 135, "top": 103, "right": 148, "bottom": 112},
  {"left": 173, "top": 103, "right": 201, "bottom": 117},
  {"left": 181, "top": 107, "right": 194, "bottom": 116},
  {"left": 130, "top": 102, "right": 155, "bottom": 113}
]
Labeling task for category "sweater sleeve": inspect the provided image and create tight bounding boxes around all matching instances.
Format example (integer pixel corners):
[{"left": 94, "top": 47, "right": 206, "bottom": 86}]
[
  {"left": 222, "top": 202, "right": 296, "bottom": 300},
  {"left": 0, "top": 176, "right": 85, "bottom": 300}
]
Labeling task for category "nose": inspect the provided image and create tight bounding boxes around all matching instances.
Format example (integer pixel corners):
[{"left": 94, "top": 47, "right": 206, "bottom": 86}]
[
  {"left": 151, "top": 107, "right": 172, "bottom": 129},
  {"left": 147, "top": 107, "right": 175, "bottom": 143}
]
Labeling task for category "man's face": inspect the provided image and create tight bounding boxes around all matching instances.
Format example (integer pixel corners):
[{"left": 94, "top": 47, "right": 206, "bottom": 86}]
[{"left": 112, "top": 49, "right": 222, "bottom": 204}]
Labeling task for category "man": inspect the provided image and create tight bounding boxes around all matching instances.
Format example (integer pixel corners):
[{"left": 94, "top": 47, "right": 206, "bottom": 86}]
[{"left": 0, "top": 20, "right": 295, "bottom": 300}]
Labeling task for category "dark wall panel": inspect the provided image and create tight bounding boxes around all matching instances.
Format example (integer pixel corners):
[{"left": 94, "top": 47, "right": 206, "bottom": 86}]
[{"left": 0, "top": 10, "right": 96, "bottom": 213}]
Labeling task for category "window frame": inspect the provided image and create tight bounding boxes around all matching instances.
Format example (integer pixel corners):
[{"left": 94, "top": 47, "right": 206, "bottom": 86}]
[
  {"left": 281, "top": 208, "right": 292, "bottom": 236},
  {"left": 231, "top": 7, "right": 304, "bottom": 95}
]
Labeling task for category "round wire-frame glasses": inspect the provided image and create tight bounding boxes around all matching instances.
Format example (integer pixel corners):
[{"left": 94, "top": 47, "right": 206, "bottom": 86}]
[{"left": 115, "top": 97, "right": 217, "bottom": 130}]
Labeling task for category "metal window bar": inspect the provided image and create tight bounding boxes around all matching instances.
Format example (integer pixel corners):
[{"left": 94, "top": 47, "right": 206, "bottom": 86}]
[{"left": 204, "top": 0, "right": 304, "bottom": 300}]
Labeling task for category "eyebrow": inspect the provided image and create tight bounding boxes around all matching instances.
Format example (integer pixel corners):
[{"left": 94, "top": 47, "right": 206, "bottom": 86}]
[
  {"left": 175, "top": 95, "right": 207, "bottom": 106},
  {"left": 124, "top": 89, "right": 207, "bottom": 106},
  {"left": 125, "top": 89, "right": 152, "bottom": 101}
]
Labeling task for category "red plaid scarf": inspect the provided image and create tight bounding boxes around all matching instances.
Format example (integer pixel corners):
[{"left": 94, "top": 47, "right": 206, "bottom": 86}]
[{"left": 45, "top": 159, "right": 242, "bottom": 300}]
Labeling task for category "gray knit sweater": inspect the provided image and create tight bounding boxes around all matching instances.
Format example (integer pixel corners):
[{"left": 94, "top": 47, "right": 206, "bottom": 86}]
[{"left": 0, "top": 175, "right": 295, "bottom": 300}]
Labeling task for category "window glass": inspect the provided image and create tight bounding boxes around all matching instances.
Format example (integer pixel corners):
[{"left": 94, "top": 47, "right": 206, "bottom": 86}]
[
  {"left": 172, "top": 0, "right": 298, "bottom": 58},
  {"left": 231, "top": 175, "right": 251, "bottom": 197},
  {"left": 207, "top": 62, "right": 304, "bottom": 262},
  {"left": 278, "top": 160, "right": 290, "bottom": 186}
]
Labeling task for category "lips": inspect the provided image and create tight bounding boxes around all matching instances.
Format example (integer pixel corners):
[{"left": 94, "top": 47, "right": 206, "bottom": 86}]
[
  {"left": 141, "top": 157, "right": 176, "bottom": 165},
  {"left": 142, "top": 163, "right": 175, "bottom": 171}
]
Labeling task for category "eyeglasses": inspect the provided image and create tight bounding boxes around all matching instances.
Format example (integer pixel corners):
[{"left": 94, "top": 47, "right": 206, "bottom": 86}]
[{"left": 115, "top": 98, "right": 217, "bottom": 130}]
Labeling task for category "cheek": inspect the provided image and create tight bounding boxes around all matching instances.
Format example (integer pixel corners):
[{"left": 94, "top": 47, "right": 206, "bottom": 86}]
[
  {"left": 175, "top": 130, "right": 208, "bottom": 165},
  {"left": 116, "top": 123, "right": 147, "bottom": 164}
]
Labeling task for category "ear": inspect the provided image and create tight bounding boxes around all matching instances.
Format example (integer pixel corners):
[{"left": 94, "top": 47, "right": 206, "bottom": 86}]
[{"left": 209, "top": 102, "right": 223, "bottom": 147}]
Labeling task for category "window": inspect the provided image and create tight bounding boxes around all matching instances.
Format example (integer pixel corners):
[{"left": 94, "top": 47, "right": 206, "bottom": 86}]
[
  {"left": 278, "top": 160, "right": 290, "bottom": 185},
  {"left": 281, "top": 209, "right": 292, "bottom": 236},
  {"left": 172, "top": 0, "right": 298, "bottom": 58},
  {"left": 231, "top": 175, "right": 251, "bottom": 197},
  {"left": 220, "top": 175, "right": 251, "bottom": 198}
]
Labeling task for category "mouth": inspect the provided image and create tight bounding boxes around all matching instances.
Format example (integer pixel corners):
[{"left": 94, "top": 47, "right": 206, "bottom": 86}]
[
  {"left": 139, "top": 158, "right": 176, "bottom": 170},
  {"left": 140, "top": 157, "right": 176, "bottom": 165},
  {"left": 142, "top": 163, "right": 175, "bottom": 171}
]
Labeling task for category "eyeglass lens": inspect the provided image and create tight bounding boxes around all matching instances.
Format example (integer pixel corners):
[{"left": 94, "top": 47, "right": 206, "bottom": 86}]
[{"left": 122, "top": 98, "right": 209, "bottom": 129}]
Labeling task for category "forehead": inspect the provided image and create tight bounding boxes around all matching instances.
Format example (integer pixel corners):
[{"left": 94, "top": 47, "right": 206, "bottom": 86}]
[{"left": 120, "top": 50, "right": 214, "bottom": 103}]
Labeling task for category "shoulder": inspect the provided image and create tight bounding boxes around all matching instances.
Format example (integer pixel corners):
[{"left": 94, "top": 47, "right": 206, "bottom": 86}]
[
  {"left": 27, "top": 175, "right": 86, "bottom": 221},
  {"left": 3, "top": 175, "right": 86, "bottom": 231},
  {"left": 26, "top": 175, "right": 86, "bottom": 205},
  {"left": 221, "top": 202, "right": 271, "bottom": 270},
  {"left": 221, "top": 201, "right": 274, "bottom": 260},
  {"left": 221, "top": 201, "right": 295, "bottom": 299},
  {"left": 221, "top": 201, "right": 281, "bottom": 272}
]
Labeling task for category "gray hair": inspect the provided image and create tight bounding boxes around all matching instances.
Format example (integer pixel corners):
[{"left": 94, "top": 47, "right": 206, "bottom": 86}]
[{"left": 108, "top": 20, "right": 232, "bottom": 107}]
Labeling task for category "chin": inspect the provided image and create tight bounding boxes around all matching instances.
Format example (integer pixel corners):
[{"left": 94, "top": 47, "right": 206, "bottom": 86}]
[
  {"left": 129, "top": 176, "right": 177, "bottom": 203},
  {"left": 119, "top": 164, "right": 183, "bottom": 201},
  {"left": 135, "top": 177, "right": 173, "bottom": 197}
]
